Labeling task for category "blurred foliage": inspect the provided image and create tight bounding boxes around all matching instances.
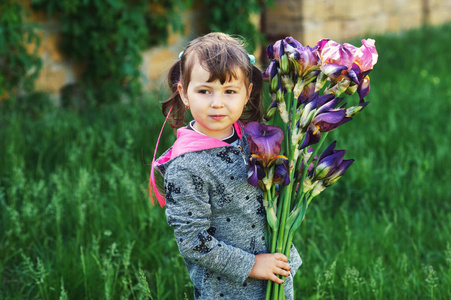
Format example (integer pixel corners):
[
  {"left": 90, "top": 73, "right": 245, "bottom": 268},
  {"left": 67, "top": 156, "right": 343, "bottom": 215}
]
[
  {"left": 30, "top": 0, "right": 185, "bottom": 105},
  {"left": 199, "top": 0, "right": 269, "bottom": 52},
  {"left": 1, "top": 0, "right": 268, "bottom": 104},
  {"left": 0, "top": 0, "right": 42, "bottom": 100}
]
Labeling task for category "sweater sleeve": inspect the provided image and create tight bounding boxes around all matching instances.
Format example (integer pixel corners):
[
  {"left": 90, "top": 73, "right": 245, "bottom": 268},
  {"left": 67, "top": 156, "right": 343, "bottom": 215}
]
[
  {"left": 164, "top": 163, "right": 255, "bottom": 284},
  {"left": 289, "top": 244, "right": 302, "bottom": 277}
]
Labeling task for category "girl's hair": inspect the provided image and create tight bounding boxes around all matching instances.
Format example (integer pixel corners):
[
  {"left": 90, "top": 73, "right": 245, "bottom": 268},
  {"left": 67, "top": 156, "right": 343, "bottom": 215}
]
[{"left": 162, "top": 32, "right": 263, "bottom": 127}]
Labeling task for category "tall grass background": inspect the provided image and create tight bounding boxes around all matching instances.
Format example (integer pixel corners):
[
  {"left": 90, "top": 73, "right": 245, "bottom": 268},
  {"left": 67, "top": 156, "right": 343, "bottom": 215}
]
[{"left": 1, "top": 24, "right": 450, "bottom": 299}]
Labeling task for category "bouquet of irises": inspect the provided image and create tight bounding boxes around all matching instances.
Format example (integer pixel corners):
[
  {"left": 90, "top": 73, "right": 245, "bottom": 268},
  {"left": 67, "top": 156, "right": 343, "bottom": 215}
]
[{"left": 244, "top": 37, "right": 378, "bottom": 299}]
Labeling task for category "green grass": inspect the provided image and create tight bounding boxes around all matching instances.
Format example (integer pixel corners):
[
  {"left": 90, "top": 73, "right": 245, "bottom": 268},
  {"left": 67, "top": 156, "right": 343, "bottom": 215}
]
[{"left": 1, "top": 23, "right": 451, "bottom": 299}]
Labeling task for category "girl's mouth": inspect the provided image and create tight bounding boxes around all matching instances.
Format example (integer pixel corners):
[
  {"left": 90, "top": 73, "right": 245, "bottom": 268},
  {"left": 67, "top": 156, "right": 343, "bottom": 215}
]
[{"left": 210, "top": 115, "right": 226, "bottom": 120}]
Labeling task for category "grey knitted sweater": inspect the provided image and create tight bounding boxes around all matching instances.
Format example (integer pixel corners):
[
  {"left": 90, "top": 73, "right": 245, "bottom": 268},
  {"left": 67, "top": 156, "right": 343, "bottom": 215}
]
[{"left": 155, "top": 123, "right": 302, "bottom": 299}]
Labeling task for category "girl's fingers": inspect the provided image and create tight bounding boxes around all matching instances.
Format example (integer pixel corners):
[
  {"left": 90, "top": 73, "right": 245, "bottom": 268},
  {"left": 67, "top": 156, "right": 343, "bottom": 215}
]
[
  {"left": 274, "top": 253, "right": 288, "bottom": 262},
  {"left": 269, "top": 274, "right": 285, "bottom": 284},
  {"left": 275, "top": 260, "right": 291, "bottom": 272},
  {"left": 274, "top": 267, "right": 290, "bottom": 277}
]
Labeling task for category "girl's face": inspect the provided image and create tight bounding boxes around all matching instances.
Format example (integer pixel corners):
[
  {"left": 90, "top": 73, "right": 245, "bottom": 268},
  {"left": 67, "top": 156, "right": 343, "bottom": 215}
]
[{"left": 179, "top": 58, "right": 252, "bottom": 140}]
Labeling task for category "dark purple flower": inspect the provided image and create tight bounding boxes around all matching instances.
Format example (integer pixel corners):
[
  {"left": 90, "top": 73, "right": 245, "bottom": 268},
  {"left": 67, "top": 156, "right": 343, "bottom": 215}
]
[
  {"left": 244, "top": 122, "right": 284, "bottom": 167},
  {"left": 266, "top": 39, "right": 286, "bottom": 61},
  {"left": 248, "top": 155, "right": 266, "bottom": 186},
  {"left": 263, "top": 60, "right": 279, "bottom": 81},
  {"left": 297, "top": 82, "right": 316, "bottom": 105},
  {"left": 313, "top": 109, "right": 352, "bottom": 132},
  {"left": 316, "top": 94, "right": 340, "bottom": 112},
  {"left": 313, "top": 141, "right": 354, "bottom": 185},
  {"left": 318, "top": 140, "right": 337, "bottom": 161},
  {"left": 323, "top": 159, "right": 354, "bottom": 186},
  {"left": 300, "top": 123, "right": 322, "bottom": 149},
  {"left": 267, "top": 36, "right": 306, "bottom": 62},
  {"left": 291, "top": 46, "right": 319, "bottom": 76},
  {"left": 273, "top": 158, "right": 290, "bottom": 186},
  {"left": 357, "top": 75, "right": 371, "bottom": 101},
  {"left": 315, "top": 149, "right": 346, "bottom": 180},
  {"left": 284, "top": 36, "right": 303, "bottom": 50}
]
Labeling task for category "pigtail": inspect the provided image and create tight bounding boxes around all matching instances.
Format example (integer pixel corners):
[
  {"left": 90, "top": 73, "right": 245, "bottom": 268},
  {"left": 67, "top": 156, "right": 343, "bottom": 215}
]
[
  {"left": 161, "top": 61, "right": 187, "bottom": 128},
  {"left": 240, "top": 65, "right": 264, "bottom": 124}
]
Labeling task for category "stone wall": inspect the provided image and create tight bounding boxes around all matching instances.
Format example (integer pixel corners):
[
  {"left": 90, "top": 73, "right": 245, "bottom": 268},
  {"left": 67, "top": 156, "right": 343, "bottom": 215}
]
[
  {"left": 25, "top": 5, "right": 198, "bottom": 98},
  {"left": 23, "top": 0, "right": 451, "bottom": 98},
  {"left": 266, "top": 0, "right": 450, "bottom": 46}
]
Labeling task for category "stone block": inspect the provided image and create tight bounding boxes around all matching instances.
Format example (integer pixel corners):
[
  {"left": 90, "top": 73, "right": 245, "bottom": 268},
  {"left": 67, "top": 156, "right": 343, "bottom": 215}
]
[
  {"left": 341, "top": 19, "right": 363, "bottom": 40},
  {"left": 322, "top": 20, "right": 344, "bottom": 42},
  {"left": 428, "top": 0, "right": 447, "bottom": 9},
  {"left": 361, "top": 13, "right": 389, "bottom": 37},
  {"left": 329, "top": 0, "right": 379, "bottom": 20},
  {"left": 301, "top": 20, "right": 325, "bottom": 46},
  {"left": 387, "top": 15, "right": 401, "bottom": 32},
  {"left": 383, "top": 0, "right": 418, "bottom": 14},
  {"left": 428, "top": 8, "right": 451, "bottom": 25},
  {"left": 302, "top": 0, "right": 333, "bottom": 21},
  {"left": 399, "top": 12, "right": 423, "bottom": 30}
]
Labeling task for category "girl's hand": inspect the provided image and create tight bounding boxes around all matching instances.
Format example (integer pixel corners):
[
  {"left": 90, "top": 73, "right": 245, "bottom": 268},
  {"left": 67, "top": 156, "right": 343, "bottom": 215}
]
[{"left": 249, "top": 253, "right": 291, "bottom": 284}]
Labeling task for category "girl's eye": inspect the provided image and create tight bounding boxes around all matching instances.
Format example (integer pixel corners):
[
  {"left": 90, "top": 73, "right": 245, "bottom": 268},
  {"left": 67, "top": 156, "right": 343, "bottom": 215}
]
[
  {"left": 225, "top": 90, "right": 237, "bottom": 94},
  {"left": 198, "top": 90, "right": 210, "bottom": 94}
]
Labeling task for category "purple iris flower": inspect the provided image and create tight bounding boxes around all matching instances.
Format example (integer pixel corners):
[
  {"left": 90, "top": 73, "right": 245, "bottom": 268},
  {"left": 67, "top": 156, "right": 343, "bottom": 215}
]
[
  {"left": 267, "top": 36, "right": 307, "bottom": 61},
  {"left": 357, "top": 75, "right": 371, "bottom": 101},
  {"left": 300, "top": 123, "right": 322, "bottom": 149},
  {"left": 323, "top": 159, "right": 354, "bottom": 187},
  {"left": 267, "top": 39, "right": 286, "bottom": 61},
  {"left": 315, "top": 143, "right": 340, "bottom": 177},
  {"left": 313, "top": 141, "right": 354, "bottom": 185},
  {"left": 291, "top": 46, "right": 319, "bottom": 76},
  {"left": 347, "top": 63, "right": 372, "bottom": 101},
  {"left": 314, "top": 109, "right": 352, "bottom": 132},
  {"left": 263, "top": 60, "right": 279, "bottom": 81},
  {"left": 248, "top": 155, "right": 266, "bottom": 187},
  {"left": 244, "top": 122, "right": 284, "bottom": 167},
  {"left": 297, "top": 82, "right": 316, "bottom": 105},
  {"left": 315, "top": 150, "right": 346, "bottom": 180},
  {"left": 273, "top": 159, "right": 290, "bottom": 185}
]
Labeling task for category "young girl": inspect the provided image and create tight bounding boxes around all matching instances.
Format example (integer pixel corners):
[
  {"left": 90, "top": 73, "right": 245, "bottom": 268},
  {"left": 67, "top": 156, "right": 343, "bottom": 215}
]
[{"left": 151, "top": 32, "right": 302, "bottom": 299}]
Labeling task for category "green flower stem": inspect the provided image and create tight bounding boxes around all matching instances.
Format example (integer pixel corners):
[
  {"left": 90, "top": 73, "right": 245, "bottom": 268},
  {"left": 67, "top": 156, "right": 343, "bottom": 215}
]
[
  {"left": 285, "top": 90, "right": 293, "bottom": 153},
  {"left": 271, "top": 86, "right": 302, "bottom": 300},
  {"left": 266, "top": 184, "right": 280, "bottom": 300},
  {"left": 265, "top": 281, "right": 273, "bottom": 300}
]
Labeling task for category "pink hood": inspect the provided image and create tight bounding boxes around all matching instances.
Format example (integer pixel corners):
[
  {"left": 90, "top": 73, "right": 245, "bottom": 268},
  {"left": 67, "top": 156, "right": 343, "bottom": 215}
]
[{"left": 150, "top": 122, "right": 244, "bottom": 207}]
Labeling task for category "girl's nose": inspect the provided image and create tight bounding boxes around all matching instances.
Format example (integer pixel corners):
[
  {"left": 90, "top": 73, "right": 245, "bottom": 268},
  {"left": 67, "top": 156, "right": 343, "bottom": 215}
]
[{"left": 211, "top": 94, "right": 224, "bottom": 108}]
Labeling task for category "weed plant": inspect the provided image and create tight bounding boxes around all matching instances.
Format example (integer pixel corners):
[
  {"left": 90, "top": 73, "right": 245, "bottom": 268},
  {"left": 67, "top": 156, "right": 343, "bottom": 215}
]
[{"left": 1, "top": 24, "right": 450, "bottom": 299}]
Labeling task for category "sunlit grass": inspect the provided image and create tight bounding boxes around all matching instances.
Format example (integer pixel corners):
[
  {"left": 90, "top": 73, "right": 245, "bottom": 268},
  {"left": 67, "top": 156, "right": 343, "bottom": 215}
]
[{"left": 1, "top": 23, "right": 450, "bottom": 299}]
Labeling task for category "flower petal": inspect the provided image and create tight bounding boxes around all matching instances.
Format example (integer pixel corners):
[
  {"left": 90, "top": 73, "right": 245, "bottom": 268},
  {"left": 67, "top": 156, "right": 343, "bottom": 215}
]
[
  {"left": 245, "top": 122, "right": 284, "bottom": 165},
  {"left": 320, "top": 63, "right": 348, "bottom": 78},
  {"left": 300, "top": 123, "right": 322, "bottom": 149},
  {"left": 318, "top": 140, "right": 337, "bottom": 162},
  {"left": 314, "top": 110, "right": 352, "bottom": 132},
  {"left": 324, "top": 159, "right": 354, "bottom": 186},
  {"left": 274, "top": 161, "right": 290, "bottom": 185},
  {"left": 357, "top": 75, "right": 371, "bottom": 101},
  {"left": 315, "top": 150, "right": 346, "bottom": 179}
]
